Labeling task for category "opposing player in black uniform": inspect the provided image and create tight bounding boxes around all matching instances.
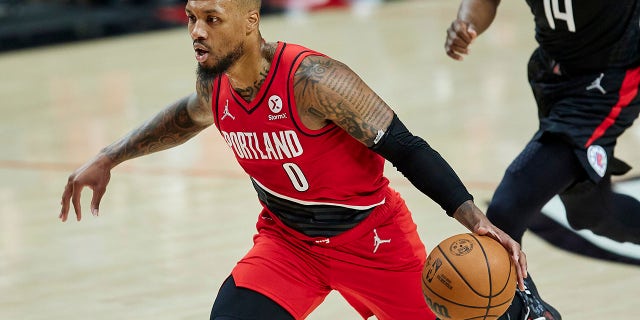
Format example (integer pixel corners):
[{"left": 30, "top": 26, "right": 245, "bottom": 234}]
[{"left": 445, "top": 0, "right": 640, "bottom": 319}]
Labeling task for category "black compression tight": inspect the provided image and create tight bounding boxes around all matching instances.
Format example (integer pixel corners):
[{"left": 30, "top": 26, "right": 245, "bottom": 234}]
[
  {"left": 486, "top": 138, "right": 640, "bottom": 244},
  {"left": 210, "top": 275, "right": 295, "bottom": 320}
]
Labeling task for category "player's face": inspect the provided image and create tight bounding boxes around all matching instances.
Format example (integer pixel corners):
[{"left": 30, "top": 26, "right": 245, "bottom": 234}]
[{"left": 186, "top": 0, "right": 247, "bottom": 75}]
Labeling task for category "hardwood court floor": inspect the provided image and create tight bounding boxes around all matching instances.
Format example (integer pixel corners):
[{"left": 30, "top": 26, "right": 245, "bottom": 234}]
[{"left": 1, "top": 0, "right": 638, "bottom": 319}]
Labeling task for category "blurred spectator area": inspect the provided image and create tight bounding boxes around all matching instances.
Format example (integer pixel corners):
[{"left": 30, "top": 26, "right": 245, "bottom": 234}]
[
  {"left": 0, "top": 0, "right": 189, "bottom": 51},
  {"left": 0, "top": 0, "right": 361, "bottom": 52}
]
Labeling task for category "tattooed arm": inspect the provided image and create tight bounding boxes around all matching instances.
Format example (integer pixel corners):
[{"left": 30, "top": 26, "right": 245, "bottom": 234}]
[
  {"left": 59, "top": 79, "right": 214, "bottom": 222},
  {"left": 293, "top": 55, "right": 393, "bottom": 146}
]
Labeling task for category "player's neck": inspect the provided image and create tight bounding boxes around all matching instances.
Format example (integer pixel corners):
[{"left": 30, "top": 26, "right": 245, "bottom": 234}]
[{"left": 226, "top": 41, "right": 273, "bottom": 101}]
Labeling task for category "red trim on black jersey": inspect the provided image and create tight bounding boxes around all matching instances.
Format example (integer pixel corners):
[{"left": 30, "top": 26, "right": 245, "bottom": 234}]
[{"left": 585, "top": 66, "right": 640, "bottom": 147}]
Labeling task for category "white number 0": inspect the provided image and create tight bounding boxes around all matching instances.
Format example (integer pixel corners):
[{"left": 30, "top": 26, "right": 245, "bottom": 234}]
[
  {"left": 543, "top": 0, "right": 576, "bottom": 32},
  {"left": 282, "top": 163, "right": 309, "bottom": 192}
]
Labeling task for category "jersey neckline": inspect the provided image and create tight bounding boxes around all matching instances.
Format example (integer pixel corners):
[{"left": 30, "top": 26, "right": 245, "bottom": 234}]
[{"left": 228, "top": 41, "right": 286, "bottom": 114}]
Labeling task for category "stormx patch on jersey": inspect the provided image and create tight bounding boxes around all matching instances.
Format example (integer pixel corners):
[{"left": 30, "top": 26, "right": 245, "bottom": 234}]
[{"left": 267, "top": 94, "right": 287, "bottom": 121}]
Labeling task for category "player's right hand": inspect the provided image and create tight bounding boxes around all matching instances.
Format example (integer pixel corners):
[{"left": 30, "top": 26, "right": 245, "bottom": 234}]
[
  {"left": 59, "top": 154, "right": 113, "bottom": 222},
  {"left": 445, "top": 19, "right": 478, "bottom": 61}
]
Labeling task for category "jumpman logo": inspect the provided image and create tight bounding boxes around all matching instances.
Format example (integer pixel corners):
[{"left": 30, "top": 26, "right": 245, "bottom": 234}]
[
  {"left": 586, "top": 73, "right": 606, "bottom": 94},
  {"left": 373, "top": 229, "right": 391, "bottom": 253},
  {"left": 221, "top": 99, "right": 235, "bottom": 120}
]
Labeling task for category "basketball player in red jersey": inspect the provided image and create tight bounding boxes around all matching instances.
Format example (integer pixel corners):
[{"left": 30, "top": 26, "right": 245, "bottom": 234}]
[
  {"left": 59, "top": 0, "right": 527, "bottom": 319},
  {"left": 445, "top": 0, "right": 640, "bottom": 319}
]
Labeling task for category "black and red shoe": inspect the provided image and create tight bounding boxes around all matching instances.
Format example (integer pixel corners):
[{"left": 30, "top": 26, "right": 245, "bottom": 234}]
[{"left": 500, "top": 275, "right": 561, "bottom": 320}]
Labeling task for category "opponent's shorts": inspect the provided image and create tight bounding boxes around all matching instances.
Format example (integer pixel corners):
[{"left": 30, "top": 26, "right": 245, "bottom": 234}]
[
  {"left": 528, "top": 47, "right": 640, "bottom": 182},
  {"left": 231, "top": 187, "right": 436, "bottom": 320}
]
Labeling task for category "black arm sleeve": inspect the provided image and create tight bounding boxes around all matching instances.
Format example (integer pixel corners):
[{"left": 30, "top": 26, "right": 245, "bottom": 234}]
[{"left": 370, "top": 114, "right": 473, "bottom": 216}]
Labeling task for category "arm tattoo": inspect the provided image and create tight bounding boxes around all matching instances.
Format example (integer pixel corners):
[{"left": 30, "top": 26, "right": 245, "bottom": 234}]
[
  {"left": 295, "top": 56, "right": 391, "bottom": 146},
  {"left": 102, "top": 97, "right": 207, "bottom": 165},
  {"left": 307, "top": 107, "right": 326, "bottom": 119}
]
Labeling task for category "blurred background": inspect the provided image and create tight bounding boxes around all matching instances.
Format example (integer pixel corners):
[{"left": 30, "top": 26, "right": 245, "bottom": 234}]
[{"left": 0, "top": 0, "right": 381, "bottom": 51}]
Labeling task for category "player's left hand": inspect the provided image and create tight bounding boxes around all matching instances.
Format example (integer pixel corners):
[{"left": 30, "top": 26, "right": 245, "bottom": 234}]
[{"left": 59, "top": 154, "right": 113, "bottom": 222}]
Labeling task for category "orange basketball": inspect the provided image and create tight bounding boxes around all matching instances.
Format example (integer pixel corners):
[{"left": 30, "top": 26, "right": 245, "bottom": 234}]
[{"left": 422, "top": 233, "right": 517, "bottom": 320}]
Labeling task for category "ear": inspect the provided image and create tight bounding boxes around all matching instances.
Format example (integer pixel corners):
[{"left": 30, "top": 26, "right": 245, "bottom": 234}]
[{"left": 246, "top": 10, "right": 260, "bottom": 34}]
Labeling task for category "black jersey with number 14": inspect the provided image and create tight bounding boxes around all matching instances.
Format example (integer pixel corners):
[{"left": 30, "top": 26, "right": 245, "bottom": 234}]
[{"left": 526, "top": 0, "right": 640, "bottom": 73}]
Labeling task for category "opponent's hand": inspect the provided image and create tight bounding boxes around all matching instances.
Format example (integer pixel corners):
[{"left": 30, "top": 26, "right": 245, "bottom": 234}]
[
  {"left": 59, "top": 154, "right": 113, "bottom": 222},
  {"left": 453, "top": 201, "right": 527, "bottom": 290},
  {"left": 445, "top": 19, "right": 478, "bottom": 61}
]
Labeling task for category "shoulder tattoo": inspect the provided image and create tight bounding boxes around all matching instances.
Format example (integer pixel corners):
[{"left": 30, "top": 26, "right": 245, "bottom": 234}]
[{"left": 295, "top": 56, "right": 387, "bottom": 145}]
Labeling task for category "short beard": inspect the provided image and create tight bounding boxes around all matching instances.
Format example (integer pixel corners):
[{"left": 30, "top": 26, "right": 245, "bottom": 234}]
[{"left": 197, "top": 45, "right": 244, "bottom": 83}]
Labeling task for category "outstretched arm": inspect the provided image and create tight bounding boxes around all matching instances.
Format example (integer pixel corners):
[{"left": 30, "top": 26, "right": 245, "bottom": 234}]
[
  {"left": 445, "top": 0, "right": 501, "bottom": 60},
  {"left": 59, "top": 81, "right": 214, "bottom": 222},
  {"left": 293, "top": 55, "right": 526, "bottom": 289}
]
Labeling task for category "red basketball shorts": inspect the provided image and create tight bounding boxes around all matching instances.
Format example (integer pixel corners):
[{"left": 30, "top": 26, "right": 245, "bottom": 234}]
[{"left": 231, "top": 187, "right": 437, "bottom": 320}]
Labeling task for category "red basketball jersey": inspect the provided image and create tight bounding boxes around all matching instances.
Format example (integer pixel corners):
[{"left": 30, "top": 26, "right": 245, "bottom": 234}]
[{"left": 211, "top": 42, "right": 389, "bottom": 209}]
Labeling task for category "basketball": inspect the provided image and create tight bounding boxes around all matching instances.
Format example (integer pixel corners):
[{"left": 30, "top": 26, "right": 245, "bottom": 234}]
[{"left": 421, "top": 233, "right": 517, "bottom": 320}]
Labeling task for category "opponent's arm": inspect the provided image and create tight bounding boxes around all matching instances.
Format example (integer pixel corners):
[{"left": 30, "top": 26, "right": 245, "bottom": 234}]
[
  {"left": 293, "top": 55, "right": 526, "bottom": 288},
  {"left": 59, "top": 79, "right": 214, "bottom": 222},
  {"left": 445, "top": 0, "right": 501, "bottom": 60}
]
